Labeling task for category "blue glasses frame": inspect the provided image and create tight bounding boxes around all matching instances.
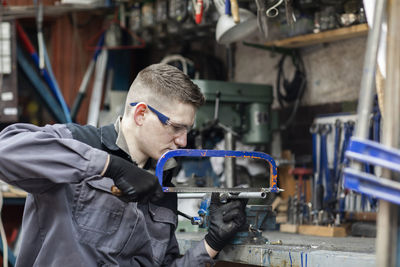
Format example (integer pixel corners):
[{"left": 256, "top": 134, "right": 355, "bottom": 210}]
[
  {"left": 130, "top": 102, "right": 192, "bottom": 134},
  {"left": 130, "top": 102, "right": 169, "bottom": 124}
]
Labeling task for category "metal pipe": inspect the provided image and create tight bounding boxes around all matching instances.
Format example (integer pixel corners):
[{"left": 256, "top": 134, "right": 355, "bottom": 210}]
[
  {"left": 177, "top": 193, "right": 206, "bottom": 199},
  {"left": 354, "top": 0, "right": 385, "bottom": 140},
  {"left": 177, "top": 192, "right": 267, "bottom": 199},
  {"left": 376, "top": 1, "right": 400, "bottom": 266},
  {"left": 224, "top": 192, "right": 267, "bottom": 199},
  {"left": 224, "top": 131, "right": 236, "bottom": 188}
]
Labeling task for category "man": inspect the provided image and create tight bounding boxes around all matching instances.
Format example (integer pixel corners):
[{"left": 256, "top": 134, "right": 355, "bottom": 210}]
[{"left": 0, "top": 63, "right": 247, "bottom": 266}]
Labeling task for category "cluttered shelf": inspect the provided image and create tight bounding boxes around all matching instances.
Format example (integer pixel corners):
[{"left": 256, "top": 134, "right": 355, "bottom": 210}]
[
  {"left": 1, "top": 186, "right": 27, "bottom": 205},
  {"left": 0, "top": 4, "right": 111, "bottom": 19},
  {"left": 264, "top": 23, "right": 369, "bottom": 48}
]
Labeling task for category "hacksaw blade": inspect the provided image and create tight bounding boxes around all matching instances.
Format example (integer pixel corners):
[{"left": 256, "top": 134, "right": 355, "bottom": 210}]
[{"left": 163, "top": 187, "right": 272, "bottom": 193}]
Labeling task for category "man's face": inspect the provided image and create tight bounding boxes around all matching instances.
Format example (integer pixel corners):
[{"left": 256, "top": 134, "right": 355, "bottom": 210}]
[{"left": 139, "top": 101, "right": 196, "bottom": 160}]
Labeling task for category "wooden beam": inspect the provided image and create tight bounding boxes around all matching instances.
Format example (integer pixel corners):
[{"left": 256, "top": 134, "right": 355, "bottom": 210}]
[
  {"left": 264, "top": 24, "right": 369, "bottom": 48},
  {"left": 298, "top": 224, "right": 348, "bottom": 237}
]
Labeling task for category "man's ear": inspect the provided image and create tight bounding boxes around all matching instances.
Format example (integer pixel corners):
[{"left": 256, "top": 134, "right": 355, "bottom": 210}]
[{"left": 133, "top": 103, "right": 147, "bottom": 126}]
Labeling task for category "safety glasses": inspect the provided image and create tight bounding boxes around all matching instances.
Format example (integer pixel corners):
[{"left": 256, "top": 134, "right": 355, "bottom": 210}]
[{"left": 130, "top": 102, "right": 192, "bottom": 135}]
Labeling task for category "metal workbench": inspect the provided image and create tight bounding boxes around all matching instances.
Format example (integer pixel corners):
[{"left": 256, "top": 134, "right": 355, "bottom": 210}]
[{"left": 176, "top": 231, "right": 375, "bottom": 266}]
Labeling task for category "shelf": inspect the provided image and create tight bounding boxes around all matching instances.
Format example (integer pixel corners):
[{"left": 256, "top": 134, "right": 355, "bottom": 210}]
[
  {"left": 2, "top": 4, "right": 110, "bottom": 19},
  {"left": 2, "top": 190, "right": 27, "bottom": 198},
  {"left": 264, "top": 23, "right": 369, "bottom": 48}
]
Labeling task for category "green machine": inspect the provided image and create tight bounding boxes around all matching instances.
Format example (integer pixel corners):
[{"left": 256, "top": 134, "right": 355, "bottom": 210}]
[{"left": 193, "top": 80, "right": 275, "bottom": 145}]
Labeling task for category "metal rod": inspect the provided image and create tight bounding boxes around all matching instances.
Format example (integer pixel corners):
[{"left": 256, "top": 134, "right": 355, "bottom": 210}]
[
  {"left": 177, "top": 193, "right": 206, "bottom": 199},
  {"left": 224, "top": 132, "right": 236, "bottom": 188},
  {"left": 354, "top": 0, "right": 385, "bottom": 140},
  {"left": 177, "top": 192, "right": 267, "bottom": 199},
  {"left": 177, "top": 210, "right": 193, "bottom": 220},
  {"left": 376, "top": 0, "right": 400, "bottom": 266},
  {"left": 224, "top": 192, "right": 267, "bottom": 199}
]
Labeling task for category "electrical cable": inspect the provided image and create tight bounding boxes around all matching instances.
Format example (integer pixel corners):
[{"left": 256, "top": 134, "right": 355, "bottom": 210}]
[
  {"left": 276, "top": 50, "right": 307, "bottom": 130},
  {"left": 160, "top": 54, "right": 195, "bottom": 75}
]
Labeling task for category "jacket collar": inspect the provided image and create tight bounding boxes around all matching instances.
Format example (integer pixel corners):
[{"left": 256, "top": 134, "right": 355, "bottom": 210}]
[
  {"left": 101, "top": 117, "right": 177, "bottom": 171},
  {"left": 99, "top": 123, "right": 120, "bottom": 152}
]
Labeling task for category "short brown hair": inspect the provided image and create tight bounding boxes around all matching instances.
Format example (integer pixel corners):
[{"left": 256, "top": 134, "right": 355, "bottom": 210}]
[{"left": 128, "top": 63, "right": 205, "bottom": 108}]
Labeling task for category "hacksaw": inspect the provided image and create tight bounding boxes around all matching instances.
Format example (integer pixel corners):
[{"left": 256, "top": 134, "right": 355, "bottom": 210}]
[{"left": 156, "top": 149, "right": 282, "bottom": 198}]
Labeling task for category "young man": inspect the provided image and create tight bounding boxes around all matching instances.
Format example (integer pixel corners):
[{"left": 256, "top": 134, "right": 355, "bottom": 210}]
[{"left": 0, "top": 63, "right": 246, "bottom": 266}]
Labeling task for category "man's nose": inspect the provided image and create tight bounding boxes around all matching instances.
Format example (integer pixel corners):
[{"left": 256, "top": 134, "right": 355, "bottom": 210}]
[{"left": 174, "top": 132, "right": 187, "bottom": 148}]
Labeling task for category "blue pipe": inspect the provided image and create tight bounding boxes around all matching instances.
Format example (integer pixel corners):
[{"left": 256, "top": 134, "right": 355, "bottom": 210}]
[
  {"left": 29, "top": 52, "right": 71, "bottom": 123},
  {"left": 42, "top": 41, "right": 72, "bottom": 122},
  {"left": 17, "top": 46, "right": 66, "bottom": 123}
]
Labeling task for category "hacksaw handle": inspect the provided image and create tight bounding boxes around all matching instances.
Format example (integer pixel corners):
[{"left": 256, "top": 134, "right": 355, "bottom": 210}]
[{"left": 155, "top": 149, "right": 279, "bottom": 192}]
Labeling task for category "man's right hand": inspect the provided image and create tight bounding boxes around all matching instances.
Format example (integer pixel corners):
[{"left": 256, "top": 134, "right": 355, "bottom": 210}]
[
  {"left": 103, "top": 154, "right": 163, "bottom": 203},
  {"left": 204, "top": 193, "right": 247, "bottom": 252}
]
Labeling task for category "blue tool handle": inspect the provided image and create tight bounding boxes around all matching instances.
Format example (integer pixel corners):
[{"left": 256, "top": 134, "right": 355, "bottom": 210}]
[
  {"left": 321, "top": 133, "right": 332, "bottom": 202},
  {"left": 225, "top": 0, "right": 232, "bottom": 15},
  {"left": 70, "top": 92, "right": 86, "bottom": 121},
  {"left": 344, "top": 168, "right": 400, "bottom": 205},
  {"left": 155, "top": 149, "right": 279, "bottom": 192},
  {"left": 318, "top": 133, "right": 324, "bottom": 186},
  {"left": 333, "top": 121, "right": 341, "bottom": 181},
  {"left": 311, "top": 133, "right": 317, "bottom": 172},
  {"left": 373, "top": 112, "right": 381, "bottom": 142}
]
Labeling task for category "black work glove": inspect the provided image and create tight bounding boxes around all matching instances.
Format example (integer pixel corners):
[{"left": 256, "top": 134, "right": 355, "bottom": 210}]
[
  {"left": 104, "top": 154, "right": 164, "bottom": 203},
  {"left": 204, "top": 193, "right": 247, "bottom": 251}
]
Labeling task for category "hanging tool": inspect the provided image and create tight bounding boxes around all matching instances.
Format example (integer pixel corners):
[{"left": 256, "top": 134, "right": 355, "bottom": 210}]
[
  {"left": 314, "top": 126, "right": 324, "bottom": 215},
  {"left": 372, "top": 95, "right": 381, "bottom": 143},
  {"left": 254, "top": 0, "right": 268, "bottom": 39},
  {"left": 284, "top": 0, "right": 296, "bottom": 25},
  {"left": 225, "top": 0, "right": 231, "bottom": 16},
  {"left": 36, "top": 0, "right": 45, "bottom": 71},
  {"left": 168, "top": 0, "right": 189, "bottom": 23},
  {"left": 266, "top": 0, "right": 283, "bottom": 18},
  {"left": 320, "top": 124, "right": 333, "bottom": 207},
  {"left": 289, "top": 168, "right": 313, "bottom": 224},
  {"left": 70, "top": 34, "right": 105, "bottom": 121},
  {"left": 230, "top": 0, "right": 240, "bottom": 23},
  {"left": 340, "top": 121, "right": 355, "bottom": 168},
  {"left": 194, "top": 0, "right": 204, "bottom": 24},
  {"left": 309, "top": 123, "right": 320, "bottom": 222},
  {"left": 338, "top": 121, "right": 354, "bottom": 212},
  {"left": 333, "top": 119, "right": 342, "bottom": 190}
]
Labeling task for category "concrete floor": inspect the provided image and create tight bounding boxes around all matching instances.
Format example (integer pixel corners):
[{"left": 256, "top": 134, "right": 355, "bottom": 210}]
[{"left": 176, "top": 231, "right": 376, "bottom": 266}]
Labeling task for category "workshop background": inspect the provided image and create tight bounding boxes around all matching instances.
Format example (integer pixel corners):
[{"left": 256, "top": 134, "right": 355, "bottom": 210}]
[{"left": 0, "top": 0, "right": 396, "bottom": 266}]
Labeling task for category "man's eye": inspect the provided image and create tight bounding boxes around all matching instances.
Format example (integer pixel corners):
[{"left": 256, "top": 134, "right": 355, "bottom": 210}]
[{"left": 173, "top": 125, "right": 182, "bottom": 132}]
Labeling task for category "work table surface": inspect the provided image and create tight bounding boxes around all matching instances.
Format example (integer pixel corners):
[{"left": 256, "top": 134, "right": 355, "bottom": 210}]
[{"left": 176, "top": 231, "right": 375, "bottom": 266}]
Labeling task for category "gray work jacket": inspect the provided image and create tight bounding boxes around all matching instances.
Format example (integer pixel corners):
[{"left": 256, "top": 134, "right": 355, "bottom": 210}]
[{"left": 0, "top": 123, "right": 214, "bottom": 266}]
